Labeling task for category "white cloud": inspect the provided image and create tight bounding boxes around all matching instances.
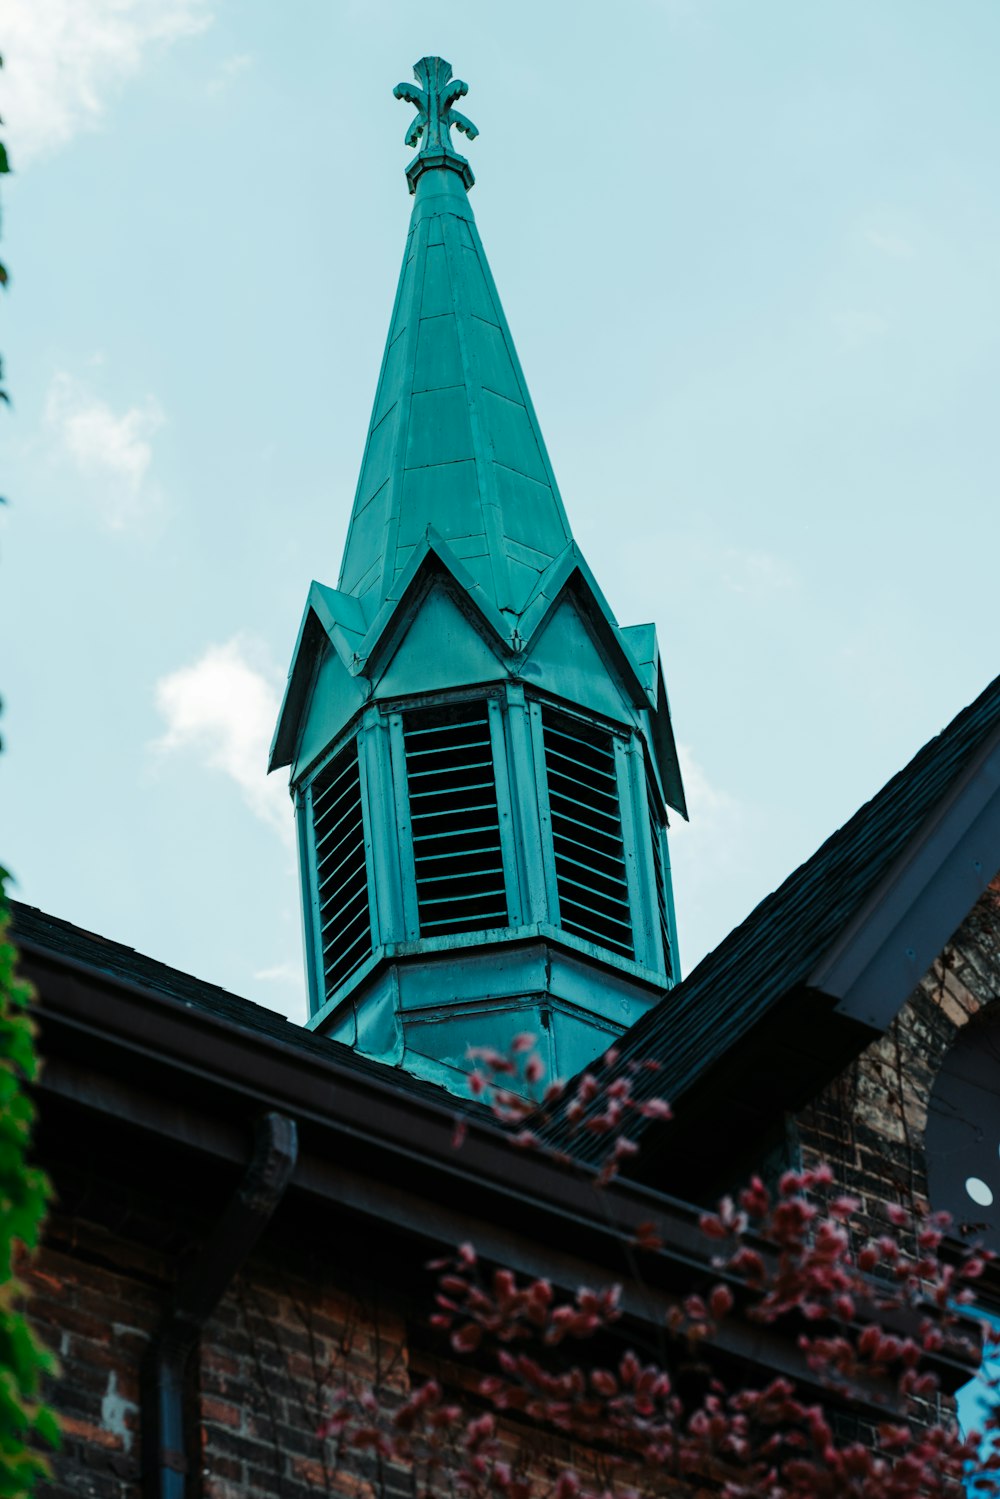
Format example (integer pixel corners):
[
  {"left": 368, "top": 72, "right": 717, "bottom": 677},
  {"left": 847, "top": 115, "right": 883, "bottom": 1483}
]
[
  {"left": 651, "top": 0, "right": 714, "bottom": 32},
  {"left": 616, "top": 532, "right": 797, "bottom": 614},
  {"left": 865, "top": 228, "right": 916, "bottom": 261},
  {"left": 668, "top": 743, "right": 762, "bottom": 972},
  {"left": 254, "top": 959, "right": 303, "bottom": 985},
  {"left": 207, "top": 52, "right": 252, "bottom": 99},
  {"left": 719, "top": 546, "right": 797, "bottom": 599},
  {"left": 673, "top": 742, "right": 747, "bottom": 874},
  {"left": 835, "top": 307, "right": 890, "bottom": 352},
  {"left": 45, "top": 371, "right": 164, "bottom": 529},
  {"left": 152, "top": 638, "right": 292, "bottom": 844},
  {"left": 4, "top": 0, "right": 211, "bottom": 163}
]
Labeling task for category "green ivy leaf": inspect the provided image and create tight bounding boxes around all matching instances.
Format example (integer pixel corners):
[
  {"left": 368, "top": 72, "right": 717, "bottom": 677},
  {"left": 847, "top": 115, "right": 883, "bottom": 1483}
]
[{"left": 32, "top": 1402, "right": 61, "bottom": 1449}]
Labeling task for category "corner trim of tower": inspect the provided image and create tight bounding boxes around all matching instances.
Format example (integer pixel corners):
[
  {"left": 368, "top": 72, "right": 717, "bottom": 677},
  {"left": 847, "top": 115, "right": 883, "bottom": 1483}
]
[
  {"left": 268, "top": 583, "right": 370, "bottom": 773},
  {"left": 516, "top": 544, "right": 688, "bottom": 819}
]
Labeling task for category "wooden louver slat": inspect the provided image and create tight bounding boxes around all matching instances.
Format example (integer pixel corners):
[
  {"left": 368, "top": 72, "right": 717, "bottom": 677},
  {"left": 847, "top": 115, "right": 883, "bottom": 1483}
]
[
  {"left": 403, "top": 701, "right": 507, "bottom": 937},
  {"left": 311, "top": 741, "right": 371, "bottom": 996},
  {"left": 542, "top": 708, "right": 634, "bottom": 960}
]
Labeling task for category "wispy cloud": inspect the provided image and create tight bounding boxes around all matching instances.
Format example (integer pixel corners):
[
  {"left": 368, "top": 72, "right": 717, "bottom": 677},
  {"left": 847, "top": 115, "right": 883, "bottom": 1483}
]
[
  {"left": 254, "top": 959, "right": 302, "bottom": 985},
  {"left": 5, "top": 0, "right": 211, "bottom": 163},
  {"left": 673, "top": 742, "right": 747, "bottom": 874},
  {"left": 668, "top": 743, "right": 763, "bottom": 972},
  {"left": 252, "top": 954, "right": 306, "bottom": 1022},
  {"left": 651, "top": 0, "right": 715, "bottom": 33},
  {"left": 207, "top": 52, "right": 252, "bottom": 99},
  {"left": 152, "top": 637, "right": 292, "bottom": 844},
  {"left": 835, "top": 308, "right": 890, "bottom": 352},
  {"left": 865, "top": 228, "right": 916, "bottom": 261},
  {"left": 620, "top": 532, "right": 797, "bottom": 611},
  {"left": 45, "top": 371, "right": 164, "bottom": 529},
  {"left": 719, "top": 546, "right": 797, "bottom": 599}
]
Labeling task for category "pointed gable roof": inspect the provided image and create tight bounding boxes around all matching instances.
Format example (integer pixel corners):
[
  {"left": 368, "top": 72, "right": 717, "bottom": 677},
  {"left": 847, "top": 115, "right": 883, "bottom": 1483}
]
[{"left": 338, "top": 79, "right": 573, "bottom": 626}]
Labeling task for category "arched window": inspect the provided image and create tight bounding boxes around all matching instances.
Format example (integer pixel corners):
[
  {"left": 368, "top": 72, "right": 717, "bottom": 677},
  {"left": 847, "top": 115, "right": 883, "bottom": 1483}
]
[
  {"left": 926, "top": 1006, "right": 1000, "bottom": 1484},
  {"left": 926, "top": 1007, "right": 1000, "bottom": 1252}
]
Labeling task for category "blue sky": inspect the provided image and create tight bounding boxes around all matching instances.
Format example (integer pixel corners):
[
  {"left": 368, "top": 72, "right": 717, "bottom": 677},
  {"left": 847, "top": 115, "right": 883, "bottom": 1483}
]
[
  {"left": 959, "top": 1315, "right": 1000, "bottom": 1478},
  {"left": 3, "top": 1, "right": 999, "bottom": 1023}
]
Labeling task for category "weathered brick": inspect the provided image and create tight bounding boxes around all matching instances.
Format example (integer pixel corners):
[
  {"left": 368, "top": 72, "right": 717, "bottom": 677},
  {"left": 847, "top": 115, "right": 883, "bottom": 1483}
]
[
  {"left": 59, "top": 1416, "right": 125, "bottom": 1453},
  {"left": 201, "top": 1395, "right": 243, "bottom": 1429}
]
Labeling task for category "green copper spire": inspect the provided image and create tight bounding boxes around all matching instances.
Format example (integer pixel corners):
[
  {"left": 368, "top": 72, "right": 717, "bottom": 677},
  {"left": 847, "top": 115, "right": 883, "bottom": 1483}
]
[
  {"left": 337, "top": 57, "right": 575, "bottom": 626},
  {"left": 394, "top": 55, "right": 478, "bottom": 193},
  {"left": 272, "top": 59, "right": 687, "bottom": 1100}
]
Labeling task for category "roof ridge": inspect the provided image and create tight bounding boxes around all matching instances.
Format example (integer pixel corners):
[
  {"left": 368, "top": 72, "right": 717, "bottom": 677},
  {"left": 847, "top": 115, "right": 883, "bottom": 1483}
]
[{"left": 685, "top": 670, "right": 1000, "bottom": 995}]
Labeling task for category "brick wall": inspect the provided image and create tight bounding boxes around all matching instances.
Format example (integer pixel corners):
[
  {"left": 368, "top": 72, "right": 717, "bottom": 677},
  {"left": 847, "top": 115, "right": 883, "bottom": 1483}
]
[
  {"left": 24, "top": 1214, "right": 162, "bottom": 1498},
  {"left": 26, "top": 1204, "right": 609, "bottom": 1499},
  {"left": 24, "top": 1190, "right": 410, "bottom": 1498},
  {"left": 196, "top": 1246, "right": 410, "bottom": 1499}
]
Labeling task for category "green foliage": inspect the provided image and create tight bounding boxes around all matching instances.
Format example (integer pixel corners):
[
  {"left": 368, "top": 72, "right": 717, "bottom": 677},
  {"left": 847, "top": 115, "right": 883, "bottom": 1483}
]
[
  {"left": 0, "top": 56, "right": 55, "bottom": 1493},
  {"left": 1, "top": 53, "right": 9, "bottom": 415},
  {"left": 0, "top": 871, "right": 59, "bottom": 1495}
]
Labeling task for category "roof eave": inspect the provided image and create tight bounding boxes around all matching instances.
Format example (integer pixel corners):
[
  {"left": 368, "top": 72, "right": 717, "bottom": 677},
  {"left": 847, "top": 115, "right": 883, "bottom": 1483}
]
[{"left": 811, "top": 718, "right": 1000, "bottom": 1030}]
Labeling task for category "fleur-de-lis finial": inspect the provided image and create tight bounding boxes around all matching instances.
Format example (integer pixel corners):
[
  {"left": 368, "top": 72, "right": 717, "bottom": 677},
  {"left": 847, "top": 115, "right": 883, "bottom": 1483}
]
[{"left": 393, "top": 56, "right": 479, "bottom": 194}]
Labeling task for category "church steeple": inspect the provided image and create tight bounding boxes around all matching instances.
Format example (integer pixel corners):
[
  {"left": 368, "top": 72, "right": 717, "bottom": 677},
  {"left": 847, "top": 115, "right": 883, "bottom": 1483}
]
[
  {"left": 271, "top": 60, "right": 686, "bottom": 1096},
  {"left": 338, "top": 58, "right": 573, "bottom": 627}
]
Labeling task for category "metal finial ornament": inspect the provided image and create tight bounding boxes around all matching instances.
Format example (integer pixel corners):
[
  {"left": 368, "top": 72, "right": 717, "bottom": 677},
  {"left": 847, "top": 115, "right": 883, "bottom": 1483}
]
[{"left": 394, "top": 56, "right": 478, "bottom": 193}]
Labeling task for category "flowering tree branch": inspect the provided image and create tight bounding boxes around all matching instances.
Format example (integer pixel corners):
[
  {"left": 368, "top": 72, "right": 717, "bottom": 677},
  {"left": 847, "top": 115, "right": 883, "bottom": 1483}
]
[{"left": 324, "top": 1037, "right": 999, "bottom": 1499}]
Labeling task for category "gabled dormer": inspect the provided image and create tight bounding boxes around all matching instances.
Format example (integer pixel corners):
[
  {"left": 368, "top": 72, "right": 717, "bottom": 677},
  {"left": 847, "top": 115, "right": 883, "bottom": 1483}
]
[{"left": 270, "top": 58, "right": 686, "bottom": 1096}]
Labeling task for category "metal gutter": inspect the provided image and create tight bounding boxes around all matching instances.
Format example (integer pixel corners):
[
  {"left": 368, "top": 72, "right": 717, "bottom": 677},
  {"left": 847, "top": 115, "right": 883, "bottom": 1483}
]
[
  {"left": 140, "top": 1111, "right": 298, "bottom": 1499},
  {"left": 28, "top": 972, "right": 715, "bottom": 1270}
]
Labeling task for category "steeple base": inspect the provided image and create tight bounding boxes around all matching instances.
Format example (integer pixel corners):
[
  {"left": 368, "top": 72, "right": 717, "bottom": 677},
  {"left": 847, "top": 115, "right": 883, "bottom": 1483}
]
[{"left": 308, "top": 931, "right": 665, "bottom": 1099}]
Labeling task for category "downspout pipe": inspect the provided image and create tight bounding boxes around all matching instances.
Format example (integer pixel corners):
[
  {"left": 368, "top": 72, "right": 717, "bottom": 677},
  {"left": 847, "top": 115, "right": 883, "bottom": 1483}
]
[{"left": 141, "top": 1110, "right": 298, "bottom": 1499}]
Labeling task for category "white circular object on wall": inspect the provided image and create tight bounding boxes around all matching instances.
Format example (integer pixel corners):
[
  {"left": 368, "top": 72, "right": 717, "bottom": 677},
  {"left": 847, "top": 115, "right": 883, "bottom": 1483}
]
[{"left": 966, "top": 1177, "right": 994, "bottom": 1207}]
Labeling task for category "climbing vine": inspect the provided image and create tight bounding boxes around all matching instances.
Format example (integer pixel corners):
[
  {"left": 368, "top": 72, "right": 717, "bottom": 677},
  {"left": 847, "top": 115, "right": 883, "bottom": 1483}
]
[
  {"left": 0, "top": 58, "right": 60, "bottom": 1493},
  {"left": 0, "top": 873, "right": 59, "bottom": 1494}
]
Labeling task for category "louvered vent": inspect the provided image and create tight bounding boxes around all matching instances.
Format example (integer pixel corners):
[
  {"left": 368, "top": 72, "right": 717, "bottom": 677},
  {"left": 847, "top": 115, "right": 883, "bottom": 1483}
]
[
  {"left": 311, "top": 741, "right": 371, "bottom": 996},
  {"left": 542, "top": 708, "right": 634, "bottom": 960},
  {"left": 645, "top": 762, "right": 673, "bottom": 979},
  {"left": 403, "top": 701, "right": 508, "bottom": 937}
]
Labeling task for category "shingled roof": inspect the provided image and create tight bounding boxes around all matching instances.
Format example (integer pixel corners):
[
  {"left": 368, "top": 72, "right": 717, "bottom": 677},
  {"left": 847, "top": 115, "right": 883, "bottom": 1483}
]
[
  {"left": 548, "top": 670, "right": 1000, "bottom": 1191},
  {"left": 10, "top": 901, "right": 463, "bottom": 1113}
]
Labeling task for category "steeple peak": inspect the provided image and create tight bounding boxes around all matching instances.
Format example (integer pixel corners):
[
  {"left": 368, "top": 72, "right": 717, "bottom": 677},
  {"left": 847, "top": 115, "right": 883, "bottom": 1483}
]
[{"left": 394, "top": 56, "right": 479, "bottom": 194}]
